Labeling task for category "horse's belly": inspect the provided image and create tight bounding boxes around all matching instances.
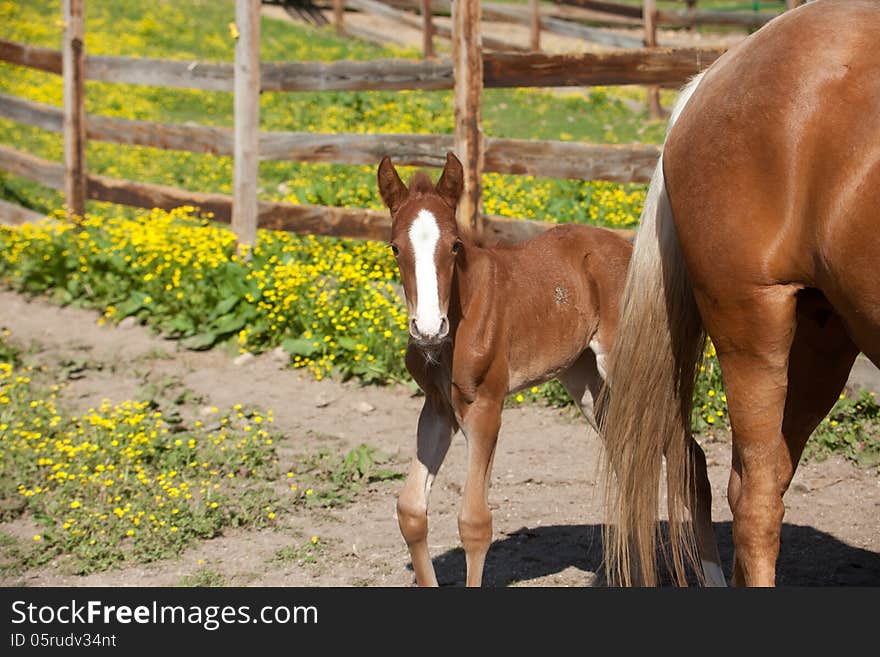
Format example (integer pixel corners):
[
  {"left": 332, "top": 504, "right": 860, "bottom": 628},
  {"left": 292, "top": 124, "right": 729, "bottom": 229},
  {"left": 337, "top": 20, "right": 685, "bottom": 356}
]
[{"left": 506, "top": 307, "right": 594, "bottom": 393}]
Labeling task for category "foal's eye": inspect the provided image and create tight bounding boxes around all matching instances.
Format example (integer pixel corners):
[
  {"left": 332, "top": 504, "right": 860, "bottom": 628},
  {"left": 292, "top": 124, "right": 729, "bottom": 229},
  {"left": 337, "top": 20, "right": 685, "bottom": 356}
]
[
  {"left": 452, "top": 240, "right": 463, "bottom": 255},
  {"left": 390, "top": 244, "right": 399, "bottom": 257}
]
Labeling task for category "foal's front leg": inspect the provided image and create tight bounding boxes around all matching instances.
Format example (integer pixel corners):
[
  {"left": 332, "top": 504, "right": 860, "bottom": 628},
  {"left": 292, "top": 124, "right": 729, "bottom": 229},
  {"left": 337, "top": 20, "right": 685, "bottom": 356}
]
[
  {"left": 397, "top": 394, "right": 454, "bottom": 587},
  {"left": 456, "top": 395, "right": 503, "bottom": 587}
]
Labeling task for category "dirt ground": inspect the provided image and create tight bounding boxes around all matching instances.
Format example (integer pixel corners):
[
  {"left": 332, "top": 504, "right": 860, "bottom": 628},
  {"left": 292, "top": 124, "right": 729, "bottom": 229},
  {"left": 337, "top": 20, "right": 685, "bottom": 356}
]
[{"left": 1, "top": 289, "right": 878, "bottom": 586}]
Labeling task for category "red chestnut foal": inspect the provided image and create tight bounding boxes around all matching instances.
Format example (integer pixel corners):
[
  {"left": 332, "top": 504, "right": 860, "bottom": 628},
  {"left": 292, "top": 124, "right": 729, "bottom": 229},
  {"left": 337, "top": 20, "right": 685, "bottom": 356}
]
[{"left": 378, "top": 152, "right": 637, "bottom": 586}]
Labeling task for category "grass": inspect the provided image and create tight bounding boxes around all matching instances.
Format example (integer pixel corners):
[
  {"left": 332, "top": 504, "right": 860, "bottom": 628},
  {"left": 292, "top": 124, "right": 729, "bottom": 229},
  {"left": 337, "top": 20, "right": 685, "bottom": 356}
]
[
  {"left": 273, "top": 536, "right": 324, "bottom": 566},
  {"left": 805, "top": 391, "right": 880, "bottom": 468},
  {"left": 295, "top": 443, "right": 404, "bottom": 508},
  {"left": 179, "top": 567, "right": 227, "bottom": 587},
  {"left": 0, "top": 327, "right": 290, "bottom": 574}
]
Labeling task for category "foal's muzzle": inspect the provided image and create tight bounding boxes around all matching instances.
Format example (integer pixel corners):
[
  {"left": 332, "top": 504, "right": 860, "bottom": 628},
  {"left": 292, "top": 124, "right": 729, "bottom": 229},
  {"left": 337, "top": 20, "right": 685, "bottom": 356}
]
[{"left": 409, "top": 316, "right": 449, "bottom": 346}]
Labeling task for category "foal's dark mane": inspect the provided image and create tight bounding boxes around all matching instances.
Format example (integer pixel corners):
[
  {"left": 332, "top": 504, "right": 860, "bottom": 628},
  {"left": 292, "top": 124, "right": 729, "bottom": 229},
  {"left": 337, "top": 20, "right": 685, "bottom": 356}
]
[{"left": 407, "top": 171, "right": 435, "bottom": 195}]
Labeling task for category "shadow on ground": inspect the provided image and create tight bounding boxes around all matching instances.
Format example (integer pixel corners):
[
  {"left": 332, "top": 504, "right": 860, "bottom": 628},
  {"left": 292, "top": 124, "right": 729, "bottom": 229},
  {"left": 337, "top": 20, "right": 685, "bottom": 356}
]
[{"left": 421, "top": 522, "right": 880, "bottom": 587}]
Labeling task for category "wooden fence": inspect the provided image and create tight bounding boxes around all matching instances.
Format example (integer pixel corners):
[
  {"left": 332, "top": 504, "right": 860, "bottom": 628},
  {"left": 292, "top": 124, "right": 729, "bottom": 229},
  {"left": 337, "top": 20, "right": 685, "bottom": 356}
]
[
  {"left": 358, "top": 0, "right": 786, "bottom": 118},
  {"left": 0, "top": 0, "right": 733, "bottom": 244},
  {"left": 366, "top": 0, "right": 789, "bottom": 58}
]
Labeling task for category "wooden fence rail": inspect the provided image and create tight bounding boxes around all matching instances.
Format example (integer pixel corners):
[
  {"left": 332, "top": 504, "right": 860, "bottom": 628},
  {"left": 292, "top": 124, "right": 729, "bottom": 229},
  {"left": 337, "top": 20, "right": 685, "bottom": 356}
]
[
  {"left": 0, "top": 144, "right": 606, "bottom": 242},
  {"left": 0, "top": 37, "right": 725, "bottom": 91},
  {"left": 0, "top": 92, "right": 660, "bottom": 182},
  {"left": 552, "top": 0, "right": 778, "bottom": 28},
  {"left": 0, "top": 197, "right": 43, "bottom": 226}
]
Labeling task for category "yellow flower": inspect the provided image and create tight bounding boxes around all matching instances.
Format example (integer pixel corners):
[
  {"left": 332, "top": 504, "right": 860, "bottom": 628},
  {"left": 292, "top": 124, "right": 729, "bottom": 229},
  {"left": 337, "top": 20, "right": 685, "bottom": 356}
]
[{"left": 33, "top": 535, "right": 41, "bottom": 541}]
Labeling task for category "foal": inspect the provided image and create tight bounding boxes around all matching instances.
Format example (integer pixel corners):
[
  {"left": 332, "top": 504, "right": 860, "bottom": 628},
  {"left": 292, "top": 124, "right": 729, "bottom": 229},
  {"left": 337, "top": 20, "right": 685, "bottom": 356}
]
[{"left": 378, "top": 152, "right": 634, "bottom": 586}]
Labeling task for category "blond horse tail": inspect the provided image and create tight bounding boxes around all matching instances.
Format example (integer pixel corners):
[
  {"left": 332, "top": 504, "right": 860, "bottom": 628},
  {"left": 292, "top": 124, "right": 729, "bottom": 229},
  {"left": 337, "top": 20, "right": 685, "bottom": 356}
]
[{"left": 601, "top": 75, "right": 707, "bottom": 586}]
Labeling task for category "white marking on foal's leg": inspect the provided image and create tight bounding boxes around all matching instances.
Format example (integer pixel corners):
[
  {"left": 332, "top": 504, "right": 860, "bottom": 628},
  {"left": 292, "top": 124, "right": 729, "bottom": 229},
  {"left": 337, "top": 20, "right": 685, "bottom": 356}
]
[
  {"left": 702, "top": 559, "right": 728, "bottom": 587},
  {"left": 589, "top": 339, "right": 608, "bottom": 379},
  {"left": 409, "top": 209, "right": 442, "bottom": 336}
]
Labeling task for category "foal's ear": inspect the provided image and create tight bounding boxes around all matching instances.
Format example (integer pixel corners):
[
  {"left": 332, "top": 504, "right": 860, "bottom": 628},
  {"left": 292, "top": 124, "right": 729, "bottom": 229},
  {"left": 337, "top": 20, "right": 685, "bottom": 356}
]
[
  {"left": 436, "top": 152, "right": 464, "bottom": 209},
  {"left": 377, "top": 156, "right": 408, "bottom": 213}
]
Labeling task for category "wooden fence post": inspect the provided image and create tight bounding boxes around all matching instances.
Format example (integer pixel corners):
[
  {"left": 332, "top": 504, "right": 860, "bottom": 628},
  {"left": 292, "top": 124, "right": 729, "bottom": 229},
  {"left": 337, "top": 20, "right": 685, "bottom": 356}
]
[
  {"left": 686, "top": 0, "right": 696, "bottom": 32},
  {"left": 529, "top": 0, "right": 541, "bottom": 52},
  {"left": 233, "top": 0, "right": 260, "bottom": 250},
  {"left": 643, "top": 0, "right": 662, "bottom": 119},
  {"left": 334, "top": 0, "right": 345, "bottom": 35},
  {"left": 452, "top": 0, "right": 484, "bottom": 238},
  {"left": 422, "top": 0, "right": 434, "bottom": 59},
  {"left": 62, "top": 0, "right": 86, "bottom": 220}
]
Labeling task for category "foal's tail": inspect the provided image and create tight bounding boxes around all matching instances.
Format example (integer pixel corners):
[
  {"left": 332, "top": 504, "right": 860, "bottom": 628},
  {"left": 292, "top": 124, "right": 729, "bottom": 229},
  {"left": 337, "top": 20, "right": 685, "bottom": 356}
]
[{"left": 600, "top": 76, "right": 707, "bottom": 586}]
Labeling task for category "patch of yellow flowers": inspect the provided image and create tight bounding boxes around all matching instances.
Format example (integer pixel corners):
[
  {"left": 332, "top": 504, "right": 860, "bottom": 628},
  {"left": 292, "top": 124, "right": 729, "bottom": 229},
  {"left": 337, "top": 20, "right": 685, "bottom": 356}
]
[
  {"left": 0, "top": 355, "right": 292, "bottom": 573},
  {"left": 0, "top": 207, "right": 410, "bottom": 383}
]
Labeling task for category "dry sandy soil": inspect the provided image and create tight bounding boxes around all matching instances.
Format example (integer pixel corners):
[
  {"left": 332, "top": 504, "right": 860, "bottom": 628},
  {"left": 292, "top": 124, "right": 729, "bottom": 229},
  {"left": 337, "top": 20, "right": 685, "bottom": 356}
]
[{"left": 1, "top": 289, "right": 878, "bottom": 587}]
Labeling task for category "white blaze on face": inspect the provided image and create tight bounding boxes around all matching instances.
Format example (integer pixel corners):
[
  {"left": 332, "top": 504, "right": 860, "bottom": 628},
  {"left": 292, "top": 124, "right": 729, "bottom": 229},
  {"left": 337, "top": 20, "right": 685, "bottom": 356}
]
[{"left": 409, "top": 209, "right": 443, "bottom": 336}]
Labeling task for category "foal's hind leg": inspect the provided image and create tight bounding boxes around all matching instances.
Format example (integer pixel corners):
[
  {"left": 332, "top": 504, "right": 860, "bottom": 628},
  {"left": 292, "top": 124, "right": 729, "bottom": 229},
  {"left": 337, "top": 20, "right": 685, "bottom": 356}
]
[
  {"left": 558, "top": 348, "right": 605, "bottom": 431},
  {"left": 725, "top": 291, "right": 858, "bottom": 586},
  {"left": 560, "top": 349, "right": 726, "bottom": 585},
  {"left": 689, "top": 439, "right": 725, "bottom": 586},
  {"left": 397, "top": 393, "right": 454, "bottom": 586}
]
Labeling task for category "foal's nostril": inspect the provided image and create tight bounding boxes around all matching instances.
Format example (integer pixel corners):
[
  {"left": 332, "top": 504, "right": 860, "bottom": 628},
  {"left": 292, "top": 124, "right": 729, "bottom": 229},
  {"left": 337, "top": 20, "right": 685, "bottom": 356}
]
[
  {"left": 438, "top": 316, "right": 449, "bottom": 338},
  {"left": 409, "top": 317, "right": 420, "bottom": 338}
]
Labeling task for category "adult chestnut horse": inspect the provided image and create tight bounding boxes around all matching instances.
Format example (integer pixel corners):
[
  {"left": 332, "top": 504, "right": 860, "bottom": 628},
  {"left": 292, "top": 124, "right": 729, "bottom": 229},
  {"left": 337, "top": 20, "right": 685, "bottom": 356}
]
[
  {"left": 378, "top": 153, "right": 724, "bottom": 587},
  {"left": 602, "top": 0, "right": 880, "bottom": 586}
]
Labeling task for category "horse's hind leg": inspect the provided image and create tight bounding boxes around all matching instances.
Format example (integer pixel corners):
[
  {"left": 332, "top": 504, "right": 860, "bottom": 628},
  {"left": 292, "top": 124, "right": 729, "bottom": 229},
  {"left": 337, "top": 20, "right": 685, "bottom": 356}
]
[
  {"left": 558, "top": 348, "right": 605, "bottom": 431},
  {"left": 397, "top": 393, "right": 454, "bottom": 586},
  {"left": 701, "top": 284, "right": 797, "bottom": 587},
  {"left": 702, "top": 282, "right": 858, "bottom": 586},
  {"left": 725, "top": 290, "right": 858, "bottom": 586}
]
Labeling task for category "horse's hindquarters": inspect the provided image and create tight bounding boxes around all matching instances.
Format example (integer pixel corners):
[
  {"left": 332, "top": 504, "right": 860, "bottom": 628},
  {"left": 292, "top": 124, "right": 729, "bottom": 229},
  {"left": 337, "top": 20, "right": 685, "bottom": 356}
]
[{"left": 660, "top": 0, "right": 880, "bottom": 585}]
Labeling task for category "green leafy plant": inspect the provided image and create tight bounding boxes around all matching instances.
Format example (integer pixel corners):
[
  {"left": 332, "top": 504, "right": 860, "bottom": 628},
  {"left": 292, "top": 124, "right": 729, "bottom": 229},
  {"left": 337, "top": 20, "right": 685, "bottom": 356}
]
[
  {"left": 805, "top": 391, "right": 880, "bottom": 467},
  {"left": 273, "top": 536, "right": 324, "bottom": 566},
  {"left": 179, "top": 567, "right": 227, "bottom": 587},
  {"left": 296, "top": 444, "right": 403, "bottom": 507}
]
